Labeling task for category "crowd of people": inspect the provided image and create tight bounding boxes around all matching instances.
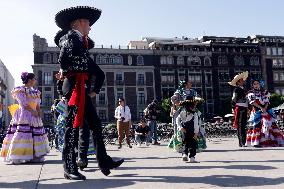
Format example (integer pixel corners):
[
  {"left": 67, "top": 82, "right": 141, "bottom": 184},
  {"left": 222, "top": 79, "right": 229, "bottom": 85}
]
[{"left": 0, "top": 5, "right": 284, "bottom": 182}]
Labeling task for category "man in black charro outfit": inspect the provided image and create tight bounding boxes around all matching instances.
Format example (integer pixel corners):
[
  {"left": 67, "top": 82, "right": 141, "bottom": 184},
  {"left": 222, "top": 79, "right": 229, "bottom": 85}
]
[
  {"left": 228, "top": 71, "right": 249, "bottom": 147},
  {"left": 54, "top": 6, "right": 124, "bottom": 180}
]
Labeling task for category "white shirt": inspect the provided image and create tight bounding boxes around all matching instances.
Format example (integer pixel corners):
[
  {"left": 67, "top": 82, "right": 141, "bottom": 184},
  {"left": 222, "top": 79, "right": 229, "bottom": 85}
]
[
  {"left": 176, "top": 110, "right": 199, "bottom": 134},
  {"left": 115, "top": 105, "right": 131, "bottom": 122}
]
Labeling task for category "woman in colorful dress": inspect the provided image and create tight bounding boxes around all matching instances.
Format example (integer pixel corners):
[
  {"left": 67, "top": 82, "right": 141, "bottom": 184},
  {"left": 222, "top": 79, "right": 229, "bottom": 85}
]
[
  {"left": 0, "top": 72, "right": 50, "bottom": 164},
  {"left": 246, "top": 80, "right": 284, "bottom": 147}
]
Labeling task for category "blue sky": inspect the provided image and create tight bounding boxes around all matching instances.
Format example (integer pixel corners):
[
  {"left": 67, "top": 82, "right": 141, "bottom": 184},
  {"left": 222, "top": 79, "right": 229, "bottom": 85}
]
[{"left": 0, "top": 0, "right": 283, "bottom": 85}]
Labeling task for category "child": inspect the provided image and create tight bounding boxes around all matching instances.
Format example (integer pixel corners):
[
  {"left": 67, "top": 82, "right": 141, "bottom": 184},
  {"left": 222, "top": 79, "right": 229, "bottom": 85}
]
[
  {"left": 176, "top": 97, "right": 200, "bottom": 163},
  {"left": 135, "top": 118, "right": 151, "bottom": 147}
]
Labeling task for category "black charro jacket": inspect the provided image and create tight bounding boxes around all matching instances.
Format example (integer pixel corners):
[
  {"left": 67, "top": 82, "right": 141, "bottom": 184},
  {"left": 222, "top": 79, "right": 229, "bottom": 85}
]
[{"left": 58, "top": 30, "right": 104, "bottom": 96}]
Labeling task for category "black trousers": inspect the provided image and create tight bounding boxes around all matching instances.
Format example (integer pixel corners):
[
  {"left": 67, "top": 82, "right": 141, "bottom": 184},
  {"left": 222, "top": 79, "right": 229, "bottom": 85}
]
[
  {"left": 182, "top": 132, "right": 197, "bottom": 158},
  {"left": 236, "top": 107, "right": 247, "bottom": 146},
  {"left": 77, "top": 120, "right": 90, "bottom": 161},
  {"left": 63, "top": 94, "right": 113, "bottom": 174}
]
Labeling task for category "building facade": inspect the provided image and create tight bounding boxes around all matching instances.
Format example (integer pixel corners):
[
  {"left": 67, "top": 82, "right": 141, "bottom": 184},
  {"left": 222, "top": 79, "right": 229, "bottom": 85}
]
[
  {"left": 0, "top": 59, "right": 15, "bottom": 129},
  {"left": 33, "top": 34, "right": 278, "bottom": 125}
]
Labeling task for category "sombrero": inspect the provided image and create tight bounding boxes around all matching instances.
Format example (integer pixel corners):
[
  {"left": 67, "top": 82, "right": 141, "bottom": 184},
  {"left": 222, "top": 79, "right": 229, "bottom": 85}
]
[
  {"left": 228, "top": 71, "right": 249, "bottom": 87},
  {"left": 55, "top": 6, "right": 102, "bottom": 29},
  {"left": 54, "top": 29, "right": 95, "bottom": 49},
  {"left": 180, "top": 96, "right": 203, "bottom": 107}
]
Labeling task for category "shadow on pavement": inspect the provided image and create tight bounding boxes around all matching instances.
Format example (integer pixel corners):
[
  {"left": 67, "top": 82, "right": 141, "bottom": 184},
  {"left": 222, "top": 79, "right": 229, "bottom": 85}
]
[{"left": 1, "top": 174, "right": 284, "bottom": 189}]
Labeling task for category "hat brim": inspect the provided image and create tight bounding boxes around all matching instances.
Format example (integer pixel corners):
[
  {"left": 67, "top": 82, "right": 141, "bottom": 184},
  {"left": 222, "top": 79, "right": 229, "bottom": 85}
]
[
  {"left": 55, "top": 6, "right": 101, "bottom": 29},
  {"left": 54, "top": 30, "right": 68, "bottom": 47},
  {"left": 228, "top": 71, "right": 249, "bottom": 87}
]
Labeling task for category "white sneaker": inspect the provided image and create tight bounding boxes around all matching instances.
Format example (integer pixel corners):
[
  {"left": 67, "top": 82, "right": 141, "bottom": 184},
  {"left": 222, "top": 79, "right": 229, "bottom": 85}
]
[
  {"left": 182, "top": 154, "right": 188, "bottom": 161},
  {"left": 189, "top": 157, "right": 199, "bottom": 163},
  {"left": 137, "top": 143, "right": 141, "bottom": 147}
]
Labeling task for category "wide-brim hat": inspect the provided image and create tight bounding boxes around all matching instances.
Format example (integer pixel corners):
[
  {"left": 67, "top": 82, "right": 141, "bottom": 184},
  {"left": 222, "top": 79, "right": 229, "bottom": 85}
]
[
  {"left": 180, "top": 96, "right": 203, "bottom": 107},
  {"left": 228, "top": 71, "right": 249, "bottom": 87},
  {"left": 54, "top": 29, "right": 95, "bottom": 49},
  {"left": 55, "top": 6, "right": 102, "bottom": 29}
]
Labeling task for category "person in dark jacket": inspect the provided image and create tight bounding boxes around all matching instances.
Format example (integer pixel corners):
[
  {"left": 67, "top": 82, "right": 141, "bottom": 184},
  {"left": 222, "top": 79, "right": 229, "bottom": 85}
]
[
  {"left": 228, "top": 71, "right": 249, "bottom": 147},
  {"left": 54, "top": 6, "right": 124, "bottom": 180}
]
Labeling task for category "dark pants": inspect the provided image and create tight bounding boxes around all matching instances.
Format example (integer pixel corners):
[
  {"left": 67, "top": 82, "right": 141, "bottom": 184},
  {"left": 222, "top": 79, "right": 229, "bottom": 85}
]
[
  {"left": 63, "top": 94, "right": 113, "bottom": 174},
  {"left": 77, "top": 120, "right": 90, "bottom": 161},
  {"left": 182, "top": 132, "right": 197, "bottom": 158},
  {"left": 236, "top": 107, "right": 247, "bottom": 146}
]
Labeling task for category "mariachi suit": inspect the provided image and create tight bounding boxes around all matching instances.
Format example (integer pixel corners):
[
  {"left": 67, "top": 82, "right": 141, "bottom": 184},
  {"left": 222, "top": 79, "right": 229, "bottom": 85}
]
[
  {"left": 232, "top": 86, "right": 248, "bottom": 147},
  {"left": 58, "top": 30, "right": 114, "bottom": 174}
]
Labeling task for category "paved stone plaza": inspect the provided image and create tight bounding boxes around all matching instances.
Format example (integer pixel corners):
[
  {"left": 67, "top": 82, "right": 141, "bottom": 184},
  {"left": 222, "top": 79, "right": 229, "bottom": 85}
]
[{"left": 0, "top": 138, "right": 284, "bottom": 189}]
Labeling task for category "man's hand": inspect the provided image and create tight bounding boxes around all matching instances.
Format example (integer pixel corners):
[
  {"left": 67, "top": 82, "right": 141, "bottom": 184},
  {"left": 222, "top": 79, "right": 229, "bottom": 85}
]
[
  {"left": 89, "top": 92, "right": 96, "bottom": 98},
  {"left": 55, "top": 71, "right": 64, "bottom": 81},
  {"left": 181, "top": 128, "right": 186, "bottom": 133},
  {"left": 193, "top": 133, "right": 198, "bottom": 140}
]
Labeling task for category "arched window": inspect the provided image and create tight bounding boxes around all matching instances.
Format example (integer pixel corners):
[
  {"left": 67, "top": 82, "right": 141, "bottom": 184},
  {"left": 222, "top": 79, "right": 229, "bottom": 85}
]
[
  {"left": 204, "top": 56, "right": 211, "bottom": 66},
  {"left": 234, "top": 56, "right": 244, "bottom": 66},
  {"left": 167, "top": 56, "right": 174, "bottom": 65},
  {"left": 109, "top": 55, "right": 116, "bottom": 64},
  {"left": 137, "top": 55, "right": 144, "bottom": 65},
  {"left": 43, "top": 53, "right": 51, "bottom": 63},
  {"left": 218, "top": 56, "right": 228, "bottom": 65},
  {"left": 103, "top": 54, "right": 109, "bottom": 64},
  {"left": 96, "top": 54, "right": 104, "bottom": 64},
  {"left": 177, "top": 56, "right": 184, "bottom": 65},
  {"left": 188, "top": 56, "right": 201, "bottom": 66},
  {"left": 116, "top": 55, "right": 123, "bottom": 64},
  {"left": 128, "top": 55, "right": 132, "bottom": 65},
  {"left": 160, "top": 56, "right": 167, "bottom": 65}
]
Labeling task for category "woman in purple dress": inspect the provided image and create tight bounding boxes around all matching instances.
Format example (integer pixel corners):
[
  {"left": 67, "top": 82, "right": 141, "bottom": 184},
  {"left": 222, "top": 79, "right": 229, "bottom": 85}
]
[{"left": 0, "top": 72, "right": 50, "bottom": 164}]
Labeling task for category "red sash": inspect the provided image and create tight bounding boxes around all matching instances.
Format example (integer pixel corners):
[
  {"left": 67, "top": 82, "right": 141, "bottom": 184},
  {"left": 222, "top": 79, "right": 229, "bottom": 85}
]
[{"left": 68, "top": 73, "right": 89, "bottom": 128}]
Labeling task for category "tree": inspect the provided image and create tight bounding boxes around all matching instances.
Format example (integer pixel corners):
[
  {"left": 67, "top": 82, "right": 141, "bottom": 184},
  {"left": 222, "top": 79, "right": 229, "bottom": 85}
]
[
  {"left": 269, "top": 93, "right": 284, "bottom": 108},
  {"left": 158, "top": 98, "right": 172, "bottom": 123}
]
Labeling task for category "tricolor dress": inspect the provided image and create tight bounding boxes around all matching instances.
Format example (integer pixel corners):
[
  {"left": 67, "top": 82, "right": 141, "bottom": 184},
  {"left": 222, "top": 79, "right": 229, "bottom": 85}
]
[
  {"left": 0, "top": 86, "right": 50, "bottom": 163},
  {"left": 245, "top": 90, "right": 284, "bottom": 147}
]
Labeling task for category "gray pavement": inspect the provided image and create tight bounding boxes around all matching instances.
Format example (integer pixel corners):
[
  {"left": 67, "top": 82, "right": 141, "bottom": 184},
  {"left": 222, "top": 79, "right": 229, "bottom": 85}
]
[{"left": 0, "top": 138, "right": 284, "bottom": 189}]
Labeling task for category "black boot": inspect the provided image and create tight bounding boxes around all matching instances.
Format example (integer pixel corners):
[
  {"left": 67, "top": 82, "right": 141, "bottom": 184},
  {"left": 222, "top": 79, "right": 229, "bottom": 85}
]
[
  {"left": 101, "top": 169, "right": 111, "bottom": 176},
  {"left": 112, "top": 159, "right": 124, "bottom": 169},
  {"left": 64, "top": 171, "right": 86, "bottom": 180}
]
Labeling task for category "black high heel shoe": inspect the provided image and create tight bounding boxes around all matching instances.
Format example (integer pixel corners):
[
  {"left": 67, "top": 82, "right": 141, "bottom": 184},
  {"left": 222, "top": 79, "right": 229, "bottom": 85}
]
[{"left": 64, "top": 172, "right": 86, "bottom": 180}]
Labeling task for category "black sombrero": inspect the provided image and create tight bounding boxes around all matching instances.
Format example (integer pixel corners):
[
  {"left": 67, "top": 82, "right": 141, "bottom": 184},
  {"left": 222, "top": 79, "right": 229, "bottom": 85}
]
[
  {"left": 55, "top": 6, "right": 102, "bottom": 29},
  {"left": 54, "top": 29, "right": 95, "bottom": 49}
]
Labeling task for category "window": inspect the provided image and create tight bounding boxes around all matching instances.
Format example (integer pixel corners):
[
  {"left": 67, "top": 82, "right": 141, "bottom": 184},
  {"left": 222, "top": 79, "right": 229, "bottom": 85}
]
[
  {"left": 278, "top": 48, "right": 283, "bottom": 56},
  {"left": 177, "top": 56, "right": 184, "bottom": 65},
  {"left": 44, "top": 112, "right": 53, "bottom": 123},
  {"left": 117, "top": 92, "right": 124, "bottom": 101},
  {"left": 45, "top": 94, "right": 52, "bottom": 107},
  {"left": 98, "top": 110, "right": 107, "bottom": 121},
  {"left": 98, "top": 93, "right": 105, "bottom": 105},
  {"left": 128, "top": 55, "right": 132, "bottom": 65},
  {"left": 234, "top": 56, "right": 244, "bottom": 66},
  {"left": 160, "top": 56, "right": 167, "bottom": 65},
  {"left": 188, "top": 56, "right": 201, "bottom": 66},
  {"left": 218, "top": 56, "right": 228, "bottom": 65},
  {"left": 138, "top": 110, "right": 144, "bottom": 119},
  {"left": 96, "top": 54, "right": 104, "bottom": 64},
  {"left": 115, "top": 73, "right": 123, "bottom": 85},
  {"left": 266, "top": 48, "right": 271, "bottom": 55},
  {"left": 137, "top": 74, "right": 145, "bottom": 85},
  {"left": 161, "top": 69, "right": 175, "bottom": 84},
  {"left": 53, "top": 53, "right": 58, "bottom": 63},
  {"left": 206, "top": 88, "right": 213, "bottom": 99},
  {"left": 138, "top": 93, "right": 145, "bottom": 105},
  {"left": 250, "top": 56, "right": 260, "bottom": 66},
  {"left": 116, "top": 55, "right": 123, "bottom": 64},
  {"left": 218, "top": 69, "right": 230, "bottom": 81},
  {"left": 43, "top": 72, "right": 52, "bottom": 85},
  {"left": 205, "top": 72, "right": 212, "bottom": 84},
  {"left": 167, "top": 56, "right": 174, "bottom": 65},
  {"left": 272, "top": 47, "right": 277, "bottom": 55},
  {"left": 204, "top": 57, "right": 211, "bottom": 66},
  {"left": 43, "top": 53, "right": 51, "bottom": 63},
  {"left": 137, "top": 55, "right": 144, "bottom": 65},
  {"left": 178, "top": 69, "right": 186, "bottom": 81},
  {"left": 280, "top": 73, "right": 284, "bottom": 81},
  {"left": 274, "top": 72, "right": 279, "bottom": 81}
]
